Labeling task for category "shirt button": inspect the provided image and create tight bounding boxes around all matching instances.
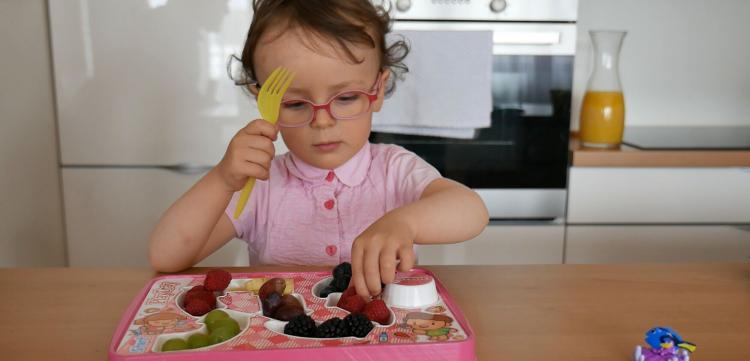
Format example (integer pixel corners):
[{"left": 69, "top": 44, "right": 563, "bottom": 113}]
[
  {"left": 325, "top": 245, "right": 337, "bottom": 256},
  {"left": 325, "top": 171, "right": 335, "bottom": 182},
  {"left": 324, "top": 199, "right": 335, "bottom": 210}
]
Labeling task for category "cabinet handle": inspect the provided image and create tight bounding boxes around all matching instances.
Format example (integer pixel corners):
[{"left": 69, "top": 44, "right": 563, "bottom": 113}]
[{"left": 160, "top": 164, "right": 213, "bottom": 175}]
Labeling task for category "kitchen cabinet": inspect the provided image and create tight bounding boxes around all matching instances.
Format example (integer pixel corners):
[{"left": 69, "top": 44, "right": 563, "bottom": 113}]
[
  {"left": 62, "top": 168, "right": 248, "bottom": 267},
  {"left": 418, "top": 222, "right": 564, "bottom": 265},
  {"left": 0, "top": 0, "right": 66, "bottom": 266},
  {"left": 568, "top": 167, "right": 750, "bottom": 224},
  {"left": 566, "top": 167, "right": 750, "bottom": 263},
  {"left": 566, "top": 225, "right": 750, "bottom": 263}
]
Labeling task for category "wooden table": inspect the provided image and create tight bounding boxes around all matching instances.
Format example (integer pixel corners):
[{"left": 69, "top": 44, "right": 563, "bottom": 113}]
[{"left": 1, "top": 263, "right": 748, "bottom": 360}]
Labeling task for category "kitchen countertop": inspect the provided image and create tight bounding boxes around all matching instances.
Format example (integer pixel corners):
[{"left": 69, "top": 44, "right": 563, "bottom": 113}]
[
  {"left": 570, "top": 136, "right": 750, "bottom": 167},
  {"left": 1, "top": 263, "right": 748, "bottom": 360}
]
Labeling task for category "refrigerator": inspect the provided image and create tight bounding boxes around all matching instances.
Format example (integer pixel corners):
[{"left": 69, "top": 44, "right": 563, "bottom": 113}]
[{"left": 48, "top": 0, "right": 276, "bottom": 266}]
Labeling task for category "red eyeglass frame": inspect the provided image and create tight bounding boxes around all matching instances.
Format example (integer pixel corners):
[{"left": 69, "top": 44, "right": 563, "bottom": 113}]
[{"left": 276, "top": 72, "right": 383, "bottom": 128}]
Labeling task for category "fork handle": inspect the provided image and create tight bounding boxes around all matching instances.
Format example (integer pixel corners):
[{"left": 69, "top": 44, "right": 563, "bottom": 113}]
[{"left": 233, "top": 178, "right": 256, "bottom": 219}]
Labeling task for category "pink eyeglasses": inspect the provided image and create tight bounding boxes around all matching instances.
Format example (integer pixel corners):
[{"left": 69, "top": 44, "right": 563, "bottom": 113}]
[{"left": 275, "top": 73, "right": 382, "bottom": 128}]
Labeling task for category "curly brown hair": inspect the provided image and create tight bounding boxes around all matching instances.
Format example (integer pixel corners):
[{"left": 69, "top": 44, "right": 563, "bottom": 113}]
[{"left": 230, "top": 0, "right": 409, "bottom": 96}]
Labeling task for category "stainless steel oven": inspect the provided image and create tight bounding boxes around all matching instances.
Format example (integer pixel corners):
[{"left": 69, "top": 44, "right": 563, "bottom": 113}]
[{"left": 370, "top": 0, "right": 577, "bottom": 221}]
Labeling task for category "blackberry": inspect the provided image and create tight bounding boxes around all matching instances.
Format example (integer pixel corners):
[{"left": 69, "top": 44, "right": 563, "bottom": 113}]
[
  {"left": 330, "top": 263, "right": 352, "bottom": 293},
  {"left": 317, "top": 317, "right": 349, "bottom": 338},
  {"left": 331, "top": 276, "right": 350, "bottom": 292},
  {"left": 319, "top": 284, "right": 335, "bottom": 298},
  {"left": 284, "top": 314, "right": 319, "bottom": 338},
  {"left": 332, "top": 262, "right": 352, "bottom": 280},
  {"left": 344, "top": 313, "right": 373, "bottom": 338}
]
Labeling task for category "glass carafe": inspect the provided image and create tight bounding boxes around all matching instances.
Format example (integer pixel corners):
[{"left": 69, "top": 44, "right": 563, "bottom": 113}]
[{"left": 580, "top": 31, "right": 627, "bottom": 148}]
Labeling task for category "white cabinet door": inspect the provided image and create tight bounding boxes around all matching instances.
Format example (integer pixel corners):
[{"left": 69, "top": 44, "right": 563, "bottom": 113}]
[
  {"left": 49, "top": 0, "right": 257, "bottom": 165},
  {"left": 568, "top": 167, "right": 750, "bottom": 224},
  {"left": 566, "top": 225, "right": 750, "bottom": 263},
  {"left": 417, "top": 223, "right": 564, "bottom": 265},
  {"left": 62, "top": 168, "right": 248, "bottom": 267}
]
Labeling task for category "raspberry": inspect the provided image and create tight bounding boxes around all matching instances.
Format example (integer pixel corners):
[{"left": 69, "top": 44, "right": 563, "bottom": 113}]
[
  {"left": 284, "top": 314, "right": 319, "bottom": 338},
  {"left": 339, "top": 286, "right": 357, "bottom": 300},
  {"left": 317, "top": 317, "right": 349, "bottom": 338},
  {"left": 337, "top": 292, "right": 366, "bottom": 314},
  {"left": 204, "top": 269, "right": 232, "bottom": 292},
  {"left": 344, "top": 313, "right": 373, "bottom": 338},
  {"left": 184, "top": 298, "right": 212, "bottom": 316},
  {"left": 362, "top": 299, "right": 390, "bottom": 325},
  {"left": 184, "top": 285, "right": 216, "bottom": 309}
]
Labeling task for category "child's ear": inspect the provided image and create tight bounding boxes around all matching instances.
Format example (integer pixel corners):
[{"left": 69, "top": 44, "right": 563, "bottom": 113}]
[
  {"left": 371, "top": 69, "right": 390, "bottom": 112},
  {"left": 248, "top": 83, "right": 261, "bottom": 97}
]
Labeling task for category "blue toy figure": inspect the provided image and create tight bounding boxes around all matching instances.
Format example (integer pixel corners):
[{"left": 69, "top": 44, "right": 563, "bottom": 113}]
[{"left": 634, "top": 327, "right": 696, "bottom": 361}]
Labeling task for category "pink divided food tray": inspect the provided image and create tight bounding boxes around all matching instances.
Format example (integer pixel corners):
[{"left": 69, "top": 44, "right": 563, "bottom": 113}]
[{"left": 109, "top": 268, "right": 475, "bottom": 360}]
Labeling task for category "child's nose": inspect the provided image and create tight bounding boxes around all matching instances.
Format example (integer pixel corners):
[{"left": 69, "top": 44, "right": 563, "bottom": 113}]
[{"left": 311, "top": 108, "right": 337, "bottom": 128}]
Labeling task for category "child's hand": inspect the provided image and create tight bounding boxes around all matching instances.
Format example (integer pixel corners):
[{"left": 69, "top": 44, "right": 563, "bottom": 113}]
[
  {"left": 350, "top": 214, "right": 417, "bottom": 298},
  {"left": 216, "top": 119, "right": 278, "bottom": 192}
]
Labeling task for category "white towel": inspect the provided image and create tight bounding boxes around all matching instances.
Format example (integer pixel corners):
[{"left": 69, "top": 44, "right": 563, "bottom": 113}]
[{"left": 372, "top": 30, "right": 493, "bottom": 139}]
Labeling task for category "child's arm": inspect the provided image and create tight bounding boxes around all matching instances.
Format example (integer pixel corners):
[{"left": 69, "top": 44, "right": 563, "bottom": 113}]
[
  {"left": 350, "top": 178, "right": 489, "bottom": 297},
  {"left": 149, "top": 119, "right": 278, "bottom": 272}
]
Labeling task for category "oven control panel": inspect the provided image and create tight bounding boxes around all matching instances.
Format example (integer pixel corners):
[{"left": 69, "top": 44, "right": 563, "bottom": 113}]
[{"left": 388, "top": 0, "right": 577, "bottom": 22}]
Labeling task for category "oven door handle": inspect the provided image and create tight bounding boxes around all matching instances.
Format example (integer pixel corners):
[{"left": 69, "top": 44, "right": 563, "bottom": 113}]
[
  {"left": 392, "top": 21, "right": 576, "bottom": 56},
  {"left": 493, "top": 31, "right": 560, "bottom": 45}
]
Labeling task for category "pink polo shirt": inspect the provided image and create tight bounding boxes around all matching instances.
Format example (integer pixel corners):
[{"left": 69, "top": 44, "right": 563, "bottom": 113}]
[{"left": 225, "top": 142, "right": 441, "bottom": 266}]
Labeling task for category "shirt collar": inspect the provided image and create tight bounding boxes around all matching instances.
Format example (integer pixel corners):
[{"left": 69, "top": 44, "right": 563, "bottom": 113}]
[{"left": 286, "top": 142, "right": 371, "bottom": 187}]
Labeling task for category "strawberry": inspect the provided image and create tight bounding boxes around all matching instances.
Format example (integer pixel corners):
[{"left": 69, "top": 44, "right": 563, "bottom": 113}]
[
  {"left": 337, "top": 292, "right": 366, "bottom": 314},
  {"left": 362, "top": 299, "right": 390, "bottom": 325}
]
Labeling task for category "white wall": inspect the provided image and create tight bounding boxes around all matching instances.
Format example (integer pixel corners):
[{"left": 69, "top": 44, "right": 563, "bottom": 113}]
[
  {"left": 572, "top": 0, "right": 750, "bottom": 129},
  {"left": 0, "top": 0, "right": 67, "bottom": 266}
]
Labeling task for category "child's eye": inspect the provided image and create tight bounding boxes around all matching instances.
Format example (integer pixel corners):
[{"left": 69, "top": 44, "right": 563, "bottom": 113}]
[
  {"left": 282, "top": 101, "right": 307, "bottom": 110},
  {"left": 335, "top": 93, "right": 360, "bottom": 103}
]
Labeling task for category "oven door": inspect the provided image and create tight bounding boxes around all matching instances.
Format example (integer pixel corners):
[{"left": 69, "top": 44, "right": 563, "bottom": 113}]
[{"left": 370, "top": 22, "right": 576, "bottom": 220}]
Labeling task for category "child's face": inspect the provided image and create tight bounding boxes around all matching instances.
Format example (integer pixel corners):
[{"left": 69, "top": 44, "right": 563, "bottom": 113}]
[
  {"left": 407, "top": 319, "right": 447, "bottom": 330},
  {"left": 253, "top": 25, "right": 388, "bottom": 170}
]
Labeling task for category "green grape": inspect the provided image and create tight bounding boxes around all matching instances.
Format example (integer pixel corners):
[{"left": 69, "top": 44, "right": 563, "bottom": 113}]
[
  {"left": 204, "top": 309, "right": 230, "bottom": 330},
  {"left": 187, "top": 333, "right": 211, "bottom": 349},
  {"left": 161, "top": 338, "right": 189, "bottom": 352},
  {"left": 209, "top": 325, "right": 239, "bottom": 344},
  {"left": 207, "top": 318, "right": 240, "bottom": 334}
]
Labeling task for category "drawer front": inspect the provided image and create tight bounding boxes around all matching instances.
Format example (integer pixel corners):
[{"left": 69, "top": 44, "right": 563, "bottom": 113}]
[
  {"left": 418, "top": 223, "right": 564, "bottom": 265},
  {"left": 566, "top": 225, "right": 750, "bottom": 263},
  {"left": 62, "top": 168, "right": 248, "bottom": 267},
  {"left": 568, "top": 167, "right": 750, "bottom": 223}
]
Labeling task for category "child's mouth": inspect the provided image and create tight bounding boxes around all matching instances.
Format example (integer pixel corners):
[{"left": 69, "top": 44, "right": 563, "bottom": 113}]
[{"left": 314, "top": 141, "right": 341, "bottom": 152}]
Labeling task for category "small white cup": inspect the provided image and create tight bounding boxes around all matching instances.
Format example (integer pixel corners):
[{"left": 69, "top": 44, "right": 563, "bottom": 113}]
[{"left": 382, "top": 270, "right": 438, "bottom": 309}]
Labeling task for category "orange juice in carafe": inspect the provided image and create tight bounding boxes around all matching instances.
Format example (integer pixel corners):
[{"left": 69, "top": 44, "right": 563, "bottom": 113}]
[
  {"left": 580, "top": 91, "right": 624, "bottom": 146},
  {"left": 579, "top": 30, "right": 627, "bottom": 148}
]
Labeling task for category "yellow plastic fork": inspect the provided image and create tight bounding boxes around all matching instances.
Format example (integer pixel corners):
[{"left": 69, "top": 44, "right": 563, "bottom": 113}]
[{"left": 233, "top": 67, "right": 295, "bottom": 219}]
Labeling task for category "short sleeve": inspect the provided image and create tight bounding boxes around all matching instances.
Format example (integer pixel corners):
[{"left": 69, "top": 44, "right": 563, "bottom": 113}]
[
  {"left": 224, "top": 178, "right": 268, "bottom": 244},
  {"left": 381, "top": 145, "right": 442, "bottom": 208}
]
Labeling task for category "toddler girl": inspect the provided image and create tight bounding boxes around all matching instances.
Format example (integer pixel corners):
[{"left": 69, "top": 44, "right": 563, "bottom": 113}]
[{"left": 150, "top": 0, "right": 489, "bottom": 298}]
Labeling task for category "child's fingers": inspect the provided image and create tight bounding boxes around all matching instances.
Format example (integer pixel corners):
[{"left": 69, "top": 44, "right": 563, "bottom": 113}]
[
  {"left": 239, "top": 150, "right": 272, "bottom": 172},
  {"left": 235, "top": 134, "right": 276, "bottom": 158},
  {"left": 379, "top": 246, "right": 398, "bottom": 286},
  {"left": 234, "top": 140, "right": 273, "bottom": 167},
  {"left": 350, "top": 241, "right": 369, "bottom": 298},
  {"left": 397, "top": 246, "right": 416, "bottom": 272},
  {"left": 241, "top": 118, "right": 279, "bottom": 140},
  {"left": 363, "top": 244, "right": 382, "bottom": 296},
  {"left": 239, "top": 162, "right": 269, "bottom": 180}
]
